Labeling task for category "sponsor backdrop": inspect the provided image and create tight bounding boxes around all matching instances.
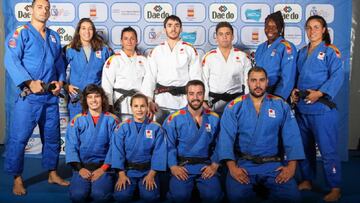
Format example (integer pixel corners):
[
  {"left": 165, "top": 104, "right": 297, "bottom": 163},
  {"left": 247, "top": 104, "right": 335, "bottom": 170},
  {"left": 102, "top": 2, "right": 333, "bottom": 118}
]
[{"left": 2, "top": 0, "right": 351, "bottom": 160}]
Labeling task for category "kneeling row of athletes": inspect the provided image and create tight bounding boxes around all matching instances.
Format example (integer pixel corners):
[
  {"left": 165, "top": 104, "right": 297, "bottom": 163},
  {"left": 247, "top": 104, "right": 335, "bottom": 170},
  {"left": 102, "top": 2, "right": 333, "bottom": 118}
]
[{"left": 65, "top": 67, "right": 305, "bottom": 203}]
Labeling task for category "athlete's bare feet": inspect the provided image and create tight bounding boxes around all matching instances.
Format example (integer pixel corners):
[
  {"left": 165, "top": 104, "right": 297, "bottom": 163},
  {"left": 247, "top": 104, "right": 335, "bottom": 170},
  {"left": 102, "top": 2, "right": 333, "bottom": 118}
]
[
  {"left": 298, "top": 180, "right": 312, "bottom": 190},
  {"left": 324, "top": 188, "right": 341, "bottom": 202},
  {"left": 48, "top": 170, "right": 70, "bottom": 186},
  {"left": 13, "top": 176, "right": 26, "bottom": 196}
]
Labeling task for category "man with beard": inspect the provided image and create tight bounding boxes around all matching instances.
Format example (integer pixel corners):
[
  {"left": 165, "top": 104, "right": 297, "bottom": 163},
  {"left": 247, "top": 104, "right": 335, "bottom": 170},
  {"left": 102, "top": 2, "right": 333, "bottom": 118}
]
[
  {"left": 163, "top": 80, "right": 223, "bottom": 203},
  {"left": 216, "top": 67, "right": 304, "bottom": 202},
  {"left": 4, "top": 0, "right": 69, "bottom": 195},
  {"left": 142, "top": 15, "right": 202, "bottom": 123}
]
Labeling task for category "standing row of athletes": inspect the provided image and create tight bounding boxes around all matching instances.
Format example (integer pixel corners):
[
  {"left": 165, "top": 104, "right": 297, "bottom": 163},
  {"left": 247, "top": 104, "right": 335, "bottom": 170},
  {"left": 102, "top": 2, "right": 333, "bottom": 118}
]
[{"left": 4, "top": 0, "right": 343, "bottom": 202}]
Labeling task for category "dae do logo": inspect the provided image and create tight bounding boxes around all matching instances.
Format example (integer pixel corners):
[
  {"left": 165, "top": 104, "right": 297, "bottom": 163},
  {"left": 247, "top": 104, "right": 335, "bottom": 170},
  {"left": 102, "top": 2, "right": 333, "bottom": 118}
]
[
  {"left": 209, "top": 4, "right": 237, "bottom": 22},
  {"left": 144, "top": 3, "right": 172, "bottom": 22},
  {"left": 274, "top": 4, "right": 302, "bottom": 23}
]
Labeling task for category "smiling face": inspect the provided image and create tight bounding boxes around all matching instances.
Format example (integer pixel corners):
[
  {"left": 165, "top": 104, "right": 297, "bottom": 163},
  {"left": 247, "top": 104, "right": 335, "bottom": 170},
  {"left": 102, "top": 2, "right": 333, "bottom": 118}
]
[
  {"left": 131, "top": 97, "right": 148, "bottom": 122},
  {"left": 265, "top": 19, "right": 280, "bottom": 44},
  {"left": 306, "top": 19, "right": 325, "bottom": 44},
  {"left": 86, "top": 93, "right": 102, "bottom": 112},
  {"left": 187, "top": 85, "right": 205, "bottom": 111},
  {"left": 31, "top": 0, "right": 50, "bottom": 23},
  {"left": 79, "top": 21, "right": 94, "bottom": 45}
]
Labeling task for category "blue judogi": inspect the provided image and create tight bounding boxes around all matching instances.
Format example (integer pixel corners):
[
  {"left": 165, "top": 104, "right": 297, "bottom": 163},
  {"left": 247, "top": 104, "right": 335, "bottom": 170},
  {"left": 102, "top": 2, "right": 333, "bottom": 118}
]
[
  {"left": 295, "top": 42, "right": 344, "bottom": 188},
  {"left": 4, "top": 23, "right": 65, "bottom": 175},
  {"left": 217, "top": 94, "right": 305, "bottom": 203},
  {"left": 64, "top": 46, "right": 112, "bottom": 119},
  {"left": 255, "top": 36, "right": 297, "bottom": 99},
  {"left": 163, "top": 107, "right": 223, "bottom": 203},
  {"left": 112, "top": 118, "right": 167, "bottom": 203},
  {"left": 66, "top": 111, "right": 119, "bottom": 203}
]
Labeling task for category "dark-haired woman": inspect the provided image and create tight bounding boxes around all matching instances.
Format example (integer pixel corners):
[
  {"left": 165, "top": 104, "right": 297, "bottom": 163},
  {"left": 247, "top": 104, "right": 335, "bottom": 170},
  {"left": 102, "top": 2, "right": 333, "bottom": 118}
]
[
  {"left": 66, "top": 84, "right": 119, "bottom": 202},
  {"left": 64, "top": 18, "right": 113, "bottom": 120},
  {"left": 101, "top": 27, "right": 148, "bottom": 121},
  {"left": 255, "top": 11, "right": 297, "bottom": 100},
  {"left": 111, "top": 93, "right": 166, "bottom": 203},
  {"left": 291, "top": 15, "right": 343, "bottom": 202}
]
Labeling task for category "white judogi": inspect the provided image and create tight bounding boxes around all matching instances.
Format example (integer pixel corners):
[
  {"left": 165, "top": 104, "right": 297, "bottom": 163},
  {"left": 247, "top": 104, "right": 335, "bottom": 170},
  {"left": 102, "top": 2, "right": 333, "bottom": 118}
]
[
  {"left": 101, "top": 50, "right": 147, "bottom": 115},
  {"left": 202, "top": 47, "right": 252, "bottom": 113},
  {"left": 142, "top": 40, "right": 202, "bottom": 110}
]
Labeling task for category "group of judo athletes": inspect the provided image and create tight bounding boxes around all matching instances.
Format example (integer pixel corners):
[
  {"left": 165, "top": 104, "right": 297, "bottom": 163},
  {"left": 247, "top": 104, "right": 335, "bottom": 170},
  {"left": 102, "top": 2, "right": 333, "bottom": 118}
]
[
  {"left": 4, "top": 0, "right": 344, "bottom": 202},
  {"left": 64, "top": 67, "right": 306, "bottom": 203}
]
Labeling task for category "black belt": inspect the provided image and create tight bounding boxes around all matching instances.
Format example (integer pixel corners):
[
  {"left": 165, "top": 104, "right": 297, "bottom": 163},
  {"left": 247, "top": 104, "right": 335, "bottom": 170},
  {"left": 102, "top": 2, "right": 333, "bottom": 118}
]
[
  {"left": 236, "top": 152, "right": 282, "bottom": 164},
  {"left": 178, "top": 156, "right": 210, "bottom": 166},
  {"left": 125, "top": 162, "right": 151, "bottom": 171},
  {"left": 154, "top": 83, "right": 186, "bottom": 96},
  {"left": 209, "top": 91, "right": 243, "bottom": 107},
  {"left": 296, "top": 90, "right": 337, "bottom": 109},
  {"left": 113, "top": 88, "right": 138, "bottom": 114},
  {"left": 83, "top": 162, "right": 103, "bottom": 171}
]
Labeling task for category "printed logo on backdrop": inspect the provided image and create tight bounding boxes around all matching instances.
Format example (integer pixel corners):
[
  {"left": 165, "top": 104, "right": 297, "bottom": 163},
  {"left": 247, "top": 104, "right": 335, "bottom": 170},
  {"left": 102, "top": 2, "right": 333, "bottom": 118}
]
[
  {"left": 144, "top": 26, "right": 167, "bottom": 45},
  {"left": 176, "top": 3, "right": 206, "bottom": 23},
  {"left": 112, "top": 26, "right": 141, "bottom": 46},
  {"left": 306, "top": 4, "right": 334, "bottom": 23},
  {"left": 15, "top": 3, "right": 32, "bottom": 22},
  {"left": 196, "top": 48, "right": 206, "bottom": 58},
  {"left": 209, "top": 3, "right": 237, "bottom": 22},
  {"left": 180, "top": 26, "right": 206, "bottom": 46},
  {"left": 48, "top": 3, "right": 75, "bottom": 22},
  {"left": 49, "top": 26, "right": 75, "bottom": 45},
  {"left": 240, "top": 26, "right": 266, "bottom": 47},
  {"left": 285, "top": 26, "right": 302, "bottom": 46},
  {"left": 208, "top": 26, "right": 238, "bottom": 46},
  {"left": 305, "top": 27, "right": 334, "bottom": 44},
  {"left": 111, "top": 3, "right": 141, "bottom": 22},
  {"left": 144, "top": 3, "right": 172, "bottom": 22},
  {"left": 241, "top": 4, "right": 270, "bottom": 23},
  {"left": 79, "top": 3, "right": 108, "bottom": 22},
  {"left": 96, "top": 26, "right": 109, "bottom": 43},
  {"left": 274, "top": 4, "right": 302, "bottom": 23}
]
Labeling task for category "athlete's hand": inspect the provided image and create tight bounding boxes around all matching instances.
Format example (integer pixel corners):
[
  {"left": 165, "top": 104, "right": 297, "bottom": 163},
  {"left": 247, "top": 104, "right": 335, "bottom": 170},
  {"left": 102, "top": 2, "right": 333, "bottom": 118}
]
[
  {"left": 305, "top": 89, "right": 323, "bottom": 104},
  {"left": 202, "top": 101, "right": 211, "bottom": 109},
  {"left": 275, "top": 161, "right": 296, "bottom": 184},
  {"left": 26, "top": 80, "right": 44, "bottom": 93},
  {"left": 142, "top": 170, "right": 157, "bottom": 191},
  {"left": 91, "top": 168, "right": 105, "bottom": 182},
  {"left": 291, "top": 88, "right": 300, "bottom": 104},
  {"left": 201, "top": 162, "right": 219, "bottom": 179},
  {"left": 149, "top": 100, "right": 159, "bottom": 114},
  {"left": 170, "top": 165, "right": 188, "bottom": 181},
  {"left": 115, "top": 171, "right": 131, "bottom": 191},
  {"left": 79, "top": 168, "right": 92, "bottom": 180},
  {"left": 227, "top": 160, "right": 249, "bottom": 184},
  {"left": 50, "top": 81, "right": 62, "bottom": 96},
  {"left": 68, "top": 84, "right": 80, "bottom": 95}
]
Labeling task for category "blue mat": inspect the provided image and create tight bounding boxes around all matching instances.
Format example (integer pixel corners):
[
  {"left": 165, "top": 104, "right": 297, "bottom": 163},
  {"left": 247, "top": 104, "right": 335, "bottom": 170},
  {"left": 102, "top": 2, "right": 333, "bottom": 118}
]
[{"left": 1, "top": 146, "right": 360, "bottom": 203}]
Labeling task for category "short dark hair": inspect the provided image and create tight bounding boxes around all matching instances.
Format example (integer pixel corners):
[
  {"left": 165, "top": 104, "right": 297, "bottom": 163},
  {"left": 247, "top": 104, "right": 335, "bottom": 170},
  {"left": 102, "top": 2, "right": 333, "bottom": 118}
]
[
  {"left": 185, "top": 80, "right": 205, "bottom": 94},
  {"left": 163, "top": 15, "right": 182, "bottom": 28},
  {"left": 81, "top": 84, "right": 109, "bottom": 113},
  {"left": 248, "top": 66, "right": 268, "bottom": 79},
  {"left": 32, "top": 0, "right": 49, "bottom": 7},
  {"left": 216, "top": 22, "right": 233, "bottom": 34},
  {"left": 130, "top": 93, "right": 148, "bottom": 107}
]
